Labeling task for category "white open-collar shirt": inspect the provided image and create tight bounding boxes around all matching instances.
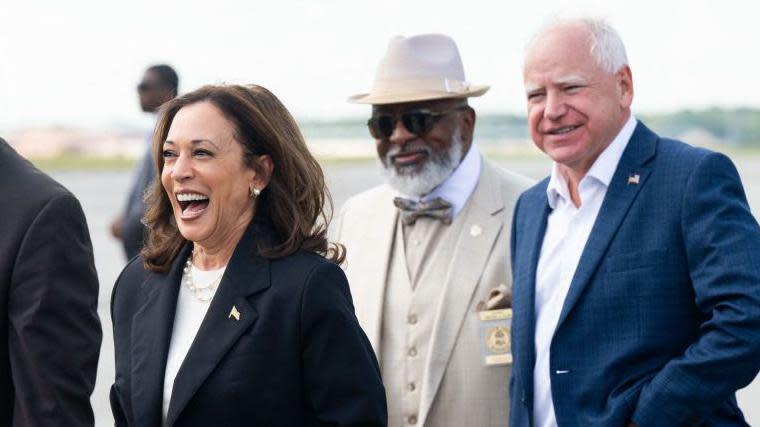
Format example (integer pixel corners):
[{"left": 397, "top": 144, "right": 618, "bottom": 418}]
[{"left": 533, "top": 114, "right": 637, "bottom": 427}]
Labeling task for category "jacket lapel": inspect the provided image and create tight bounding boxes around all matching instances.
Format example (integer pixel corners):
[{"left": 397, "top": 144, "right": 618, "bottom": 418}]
[
  {"left": 418, "top": 161, "right": 505, "bottom": 425},
  {"left": 165, "top": 223, "right": 271, "bottom": 426},
  {"left": 556, "top": 122, "right": 658, "bottom": 329},
  {"left": 513, "top": 183, "right": 551, "bottom": 405},
  {"left": 130, "top": 244, "right": 189, "bottom": 426},
  {"left": 344, "top": 186, "right": 398, "bottom": 352}
]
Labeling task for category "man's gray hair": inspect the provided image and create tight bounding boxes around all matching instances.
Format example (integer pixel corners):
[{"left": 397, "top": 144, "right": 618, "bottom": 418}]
[{"left": 527, "top": 17, "right": 629, "bottom": 74}]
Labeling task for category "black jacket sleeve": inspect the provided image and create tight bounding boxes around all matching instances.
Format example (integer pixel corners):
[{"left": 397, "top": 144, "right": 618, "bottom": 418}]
[
  {"left": 300, "top": 262, "right": 388, "bottom": 426},
  {"left": 8, "top": 192, "right": 102, "bottom": 426}
]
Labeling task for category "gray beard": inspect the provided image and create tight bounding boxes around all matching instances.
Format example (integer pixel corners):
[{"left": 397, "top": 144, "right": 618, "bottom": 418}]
[{"left": 381, "top": 130, "right": 464, "bottom": 197}]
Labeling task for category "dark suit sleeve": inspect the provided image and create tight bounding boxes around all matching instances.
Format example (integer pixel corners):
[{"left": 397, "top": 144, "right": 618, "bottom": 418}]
[
  {"left": 120, "top": 148, "right": 154, "bottom": 259},
  {"left": 632, "top": 152, "right": 760, "bottom": 426},
  {"left": 8, "top": 192, "right": 102, "bottom": 426},
  {"left": 300, "top": 262, "right": 388, "bottom": 426},
  {"left": 109, "top": 259, "right": 137, "bottom": 427}
]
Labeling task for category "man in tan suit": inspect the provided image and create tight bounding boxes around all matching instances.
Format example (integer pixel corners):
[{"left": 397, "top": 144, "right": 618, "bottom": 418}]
[{"left": 332, "top": 34, "right": 532, "bottom": 426}]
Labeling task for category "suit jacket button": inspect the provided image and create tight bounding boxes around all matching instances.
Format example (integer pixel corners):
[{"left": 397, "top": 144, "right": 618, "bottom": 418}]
[{"left": 408, "top": 414, "right": 418, "bottom": 425}]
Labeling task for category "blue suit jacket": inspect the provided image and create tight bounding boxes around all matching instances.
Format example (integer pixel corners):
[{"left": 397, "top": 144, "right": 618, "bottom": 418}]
[{"left": 509, "top": 122, "right": 760, "bottom": 426}]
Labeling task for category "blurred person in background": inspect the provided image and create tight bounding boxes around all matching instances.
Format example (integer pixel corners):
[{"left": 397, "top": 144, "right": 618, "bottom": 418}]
[
  {"left": 0, "top": 138, "right": 101, "bottom": 425},
  {"left": 332, "top": 34, "right": 531, "bottom": 426},
  {"left": 110, "top": 84, "right": 387, "bottom": 426},
  {"left": 111, "top": 64, "right": 179, "bottom": 259},
  {"left": 509, "top": 17, "right": 760, "bottom": 427}
]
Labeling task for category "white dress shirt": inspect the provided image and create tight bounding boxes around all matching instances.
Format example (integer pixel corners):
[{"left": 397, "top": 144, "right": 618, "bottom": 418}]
[
  {"left": 533, "top": 115, "right": 637, "bottom": 427},
  {"left": 162, "top": 263, "right": 225, "bottom": 424},
  {"left": 397, "top": 143, "right": 482, "bottom": 219}
]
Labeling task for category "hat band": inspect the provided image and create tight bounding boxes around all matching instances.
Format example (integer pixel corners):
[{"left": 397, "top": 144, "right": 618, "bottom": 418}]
[{"left": 370, "top": 77, "right": 472, "bottom": 96}]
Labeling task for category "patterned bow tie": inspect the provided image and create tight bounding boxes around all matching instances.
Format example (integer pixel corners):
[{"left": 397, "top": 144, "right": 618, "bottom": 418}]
[{"left": 393, "top": 196, "right": 453, "bottom": 225}]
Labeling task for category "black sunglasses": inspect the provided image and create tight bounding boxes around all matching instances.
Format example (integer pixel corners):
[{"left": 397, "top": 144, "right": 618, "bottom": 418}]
[
  {"left": 137, "top": 81, "right": 164, "bottom": 92},
  {"left": 367, "top": 106, "right": 467, "bottom": 139}
]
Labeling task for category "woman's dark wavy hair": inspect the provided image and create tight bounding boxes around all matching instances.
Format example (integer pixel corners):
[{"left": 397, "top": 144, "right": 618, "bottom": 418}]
[{"left": 140, "top": 84, "right": 344, "bottom": 272}]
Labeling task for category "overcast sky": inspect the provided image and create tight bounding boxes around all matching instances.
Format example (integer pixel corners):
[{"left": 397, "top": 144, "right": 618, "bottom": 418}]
[{"left": 1, "top": 0, "right": 758, "bottom": 130}]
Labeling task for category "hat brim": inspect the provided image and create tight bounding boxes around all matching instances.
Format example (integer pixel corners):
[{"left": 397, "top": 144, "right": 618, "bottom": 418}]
[{"left": 347, "top": 85, "right": 490, "bottom": 105}]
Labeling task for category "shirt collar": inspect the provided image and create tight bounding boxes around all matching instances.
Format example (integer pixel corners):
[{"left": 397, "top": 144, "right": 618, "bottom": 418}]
[
  {"left": 397, "top": 144, "right": 482, "bottom": 219},
  {"left": 545, "top": 163, "right": 569, "bottom": 209},
  {"left": 546, "top": 114, "right": 637, "bottom": 208}
]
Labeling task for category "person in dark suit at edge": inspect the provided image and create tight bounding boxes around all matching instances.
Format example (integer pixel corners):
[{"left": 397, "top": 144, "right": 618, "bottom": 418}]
[
  {"left": 509, "top": 17, "right": 760, "bottom": 427},
  {"left": 0, "top": 138, "right": 101, "bottom": 425},
  {"left": 111, "top": 64, "right": 179, "bottom": 259}
]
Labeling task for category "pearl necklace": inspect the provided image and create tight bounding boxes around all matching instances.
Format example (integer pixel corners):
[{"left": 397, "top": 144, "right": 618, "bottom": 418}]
[{"left": 183, "top": 251, "right": 225, "bottom": 303}]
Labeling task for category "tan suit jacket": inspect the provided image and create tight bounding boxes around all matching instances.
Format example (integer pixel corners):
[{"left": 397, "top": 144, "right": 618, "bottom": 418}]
[{"left": 332, "top": 159, "right": 532, "bottom": 426}]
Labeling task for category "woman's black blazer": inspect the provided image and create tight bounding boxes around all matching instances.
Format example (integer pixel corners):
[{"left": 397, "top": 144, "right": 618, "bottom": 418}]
[{"left": 110, "top": 222, "right": 387, "bottom": 426}]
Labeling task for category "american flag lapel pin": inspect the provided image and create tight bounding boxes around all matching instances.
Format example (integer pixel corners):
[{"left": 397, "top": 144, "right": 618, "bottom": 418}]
[
  {"left": 229, "top": 305, "right": 241, "bottom": 321},
  {"left": 627, "top": 173, "right": 640, "bottom": 185}
]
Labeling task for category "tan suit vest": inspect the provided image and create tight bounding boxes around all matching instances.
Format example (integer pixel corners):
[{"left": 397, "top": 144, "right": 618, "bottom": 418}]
[{"left": 382, "top": 210, "right": 471, "bottom": 426}]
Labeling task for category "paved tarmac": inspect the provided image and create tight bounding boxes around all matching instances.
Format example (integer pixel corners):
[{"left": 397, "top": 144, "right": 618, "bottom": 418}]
[{"left": 51, "top": 156, "right": 760, "bottom": 425}]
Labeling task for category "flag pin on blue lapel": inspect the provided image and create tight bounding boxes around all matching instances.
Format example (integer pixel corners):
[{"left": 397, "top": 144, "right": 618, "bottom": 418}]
[
  {"left": 229, "top": 305, "right": 241, "bottom": 321},
  {"left": 627, "top": 173, "right": 640, "bottom": 185}
]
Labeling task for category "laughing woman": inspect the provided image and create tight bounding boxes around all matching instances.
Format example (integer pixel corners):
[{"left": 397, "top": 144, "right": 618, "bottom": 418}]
[{"left": 110, "top": 84, "right": 387, "bottom": 426}]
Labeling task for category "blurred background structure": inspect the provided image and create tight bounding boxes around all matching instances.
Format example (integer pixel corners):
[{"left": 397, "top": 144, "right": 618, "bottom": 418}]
[{"left": 1, "top": 0, "right": 759, "bottom": 425}]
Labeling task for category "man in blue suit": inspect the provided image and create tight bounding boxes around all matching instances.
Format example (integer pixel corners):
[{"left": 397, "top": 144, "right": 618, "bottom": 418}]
[{"left": 510, "top": 18, "right": 760, "bottom": 427}]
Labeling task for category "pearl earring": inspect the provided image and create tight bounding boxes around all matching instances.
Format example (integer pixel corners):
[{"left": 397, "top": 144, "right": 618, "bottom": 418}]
[{"left": 250, "top": 187, "right": 261, "bottom": 198}]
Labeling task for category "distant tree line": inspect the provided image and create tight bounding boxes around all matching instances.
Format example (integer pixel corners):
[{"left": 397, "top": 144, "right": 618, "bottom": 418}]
[
  {"left": 298, "top": 108, "right": 760, "bottom": 145},
  {"left": 640, "top": 108, "right": 760, "bottom": 145}
]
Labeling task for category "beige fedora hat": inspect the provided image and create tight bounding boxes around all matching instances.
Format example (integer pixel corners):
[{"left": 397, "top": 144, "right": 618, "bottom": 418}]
[{"left": 348, "top": 33, "right": 489, "bottom": 105}]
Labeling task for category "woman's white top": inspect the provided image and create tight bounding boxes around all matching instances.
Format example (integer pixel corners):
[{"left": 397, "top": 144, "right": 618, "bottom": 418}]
[{"left": 161, "top": 263, "right": 226, "bottom": 424}]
